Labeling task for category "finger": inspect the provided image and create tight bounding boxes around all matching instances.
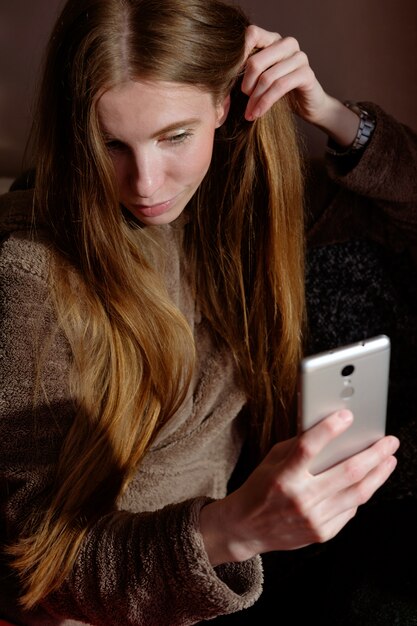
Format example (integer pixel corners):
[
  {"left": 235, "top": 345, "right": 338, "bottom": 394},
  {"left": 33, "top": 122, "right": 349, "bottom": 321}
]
[
  {"left": 315, "top": 434, "right": 400, "bottom": 496},
  {"left": 246, "top": 50, "right": 309, "bottom": 98},
  {"left": 278, "top": 435, "right": 399, "bottom": 517},
  {"left": 310, "top": 454, "right": 398, "bottom": 538},
  {"left": 282, "top": 410, "right": 354, "bottom": 476},
  {"left": 245, "top": 56, "right": 314, "bottom": 120},
  {"left": 337, "top": 454, "right": 398, "bottom": 511},
  {"left": 244, "top": 24, "right": 281, "bottom": 60},
  {"left": 313, "top": 507, "right": 358, "bottom": 544},
  {"left": 242, "top": 36, "right": 300, "bottom": 95}
]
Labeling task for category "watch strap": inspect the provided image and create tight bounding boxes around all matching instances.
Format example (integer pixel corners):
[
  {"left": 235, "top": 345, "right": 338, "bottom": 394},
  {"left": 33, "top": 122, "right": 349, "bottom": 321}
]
[{"left": 327, "top": 101, "right": 376, "bottom": 157}]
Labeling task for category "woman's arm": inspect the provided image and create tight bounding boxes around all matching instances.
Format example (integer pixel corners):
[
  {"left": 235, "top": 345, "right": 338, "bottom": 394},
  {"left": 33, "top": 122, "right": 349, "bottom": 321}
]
[
  {"left": 241, "top": 25, "right": 361, "bottom": 148},
  {"left": 242, "top": 26, "right": 417, "bottom": 242}
]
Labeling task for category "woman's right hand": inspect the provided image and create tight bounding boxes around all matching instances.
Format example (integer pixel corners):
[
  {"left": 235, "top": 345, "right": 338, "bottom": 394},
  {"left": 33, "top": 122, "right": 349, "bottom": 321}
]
[
  {"left": 242, "top": 25, "right": 362, "bottom": 148},
  {"left": 200, "top": 410, "right": 399, "bottom": 566}
]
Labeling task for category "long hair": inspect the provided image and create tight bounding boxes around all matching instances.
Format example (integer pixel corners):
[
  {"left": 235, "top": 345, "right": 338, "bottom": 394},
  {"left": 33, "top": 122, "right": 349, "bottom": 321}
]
[{"left": 10, "top": 0, "right": 305, "bottom": 606}]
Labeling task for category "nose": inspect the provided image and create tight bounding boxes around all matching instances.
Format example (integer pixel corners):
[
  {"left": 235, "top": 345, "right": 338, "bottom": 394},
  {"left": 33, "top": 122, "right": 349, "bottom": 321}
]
[{"left": 129, "top": 149, "right": 164, "bottom": 199}]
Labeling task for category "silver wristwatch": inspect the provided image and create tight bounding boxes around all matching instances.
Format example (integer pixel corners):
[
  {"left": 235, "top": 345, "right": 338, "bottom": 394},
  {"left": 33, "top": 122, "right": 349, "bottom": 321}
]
[{"left": 327, "top": 101, "right": 376, "bottom": 156}]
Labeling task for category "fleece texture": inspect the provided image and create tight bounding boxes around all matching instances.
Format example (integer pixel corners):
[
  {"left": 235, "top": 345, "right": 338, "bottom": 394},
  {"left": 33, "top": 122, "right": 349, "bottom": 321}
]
[{"left": 0, "top": 193, "right": 262, "bottom": 625}]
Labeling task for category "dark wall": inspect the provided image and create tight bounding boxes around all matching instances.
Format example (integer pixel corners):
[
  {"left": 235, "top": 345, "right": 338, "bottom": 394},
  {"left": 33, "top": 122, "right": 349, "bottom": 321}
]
[{"left": 1, "top": 0, "right": 416, "bottom": 175}]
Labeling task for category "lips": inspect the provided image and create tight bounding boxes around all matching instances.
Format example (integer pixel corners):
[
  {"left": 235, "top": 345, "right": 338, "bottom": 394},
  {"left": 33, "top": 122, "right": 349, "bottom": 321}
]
[{"left": 130, "top": 197, "right": 175, "bottom": 218}]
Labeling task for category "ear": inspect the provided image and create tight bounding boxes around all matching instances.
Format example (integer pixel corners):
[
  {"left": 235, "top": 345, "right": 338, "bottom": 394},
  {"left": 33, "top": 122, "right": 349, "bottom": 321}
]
[{"left": 215, "top": 94, "right": 231, "bottom": 128}]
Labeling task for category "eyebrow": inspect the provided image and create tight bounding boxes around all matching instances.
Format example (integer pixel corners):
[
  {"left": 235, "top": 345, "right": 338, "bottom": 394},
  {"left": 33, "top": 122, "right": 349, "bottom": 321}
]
[
  {"left": 151, "top": 118, "right": 202, "bottom": 137},
  {"left": 101, "top": 118, "right": 202, "bottom": 141}
]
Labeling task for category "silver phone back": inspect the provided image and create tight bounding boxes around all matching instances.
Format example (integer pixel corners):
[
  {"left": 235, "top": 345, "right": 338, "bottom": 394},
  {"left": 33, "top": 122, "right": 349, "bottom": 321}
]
[{"left": 299, "top": 335, "right": 390, "bottom": 474}]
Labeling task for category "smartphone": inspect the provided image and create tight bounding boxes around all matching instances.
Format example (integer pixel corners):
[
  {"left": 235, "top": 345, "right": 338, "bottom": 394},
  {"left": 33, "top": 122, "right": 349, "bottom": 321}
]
[{"left": 298, "top": 334, "right": 390, "bottom": 475}]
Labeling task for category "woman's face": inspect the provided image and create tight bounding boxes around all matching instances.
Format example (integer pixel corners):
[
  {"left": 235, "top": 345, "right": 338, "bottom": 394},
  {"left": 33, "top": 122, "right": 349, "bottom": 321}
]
[{"left": 97, "top": 80, "right": 229, "bottom": 225}]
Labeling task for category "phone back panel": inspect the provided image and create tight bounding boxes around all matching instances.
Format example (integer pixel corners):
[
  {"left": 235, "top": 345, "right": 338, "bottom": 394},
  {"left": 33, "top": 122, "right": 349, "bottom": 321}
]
[{"left": 299, "top": 335, "right": 390, "bottom": 474}]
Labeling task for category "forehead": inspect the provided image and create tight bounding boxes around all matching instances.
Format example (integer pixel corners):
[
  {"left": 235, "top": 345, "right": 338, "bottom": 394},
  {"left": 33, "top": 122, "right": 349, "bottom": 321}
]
[{"left": 97, "top": 79, "right": 217, "bottom": 135}]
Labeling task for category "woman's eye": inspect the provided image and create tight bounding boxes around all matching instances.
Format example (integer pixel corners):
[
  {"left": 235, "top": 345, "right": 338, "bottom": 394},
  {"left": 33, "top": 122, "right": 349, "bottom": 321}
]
[
  {"left": 165, "top": 131, "right": 193, "bottom": 145},
  {"left": 105, "top": 139, "right": 126, "bottom": 152}
]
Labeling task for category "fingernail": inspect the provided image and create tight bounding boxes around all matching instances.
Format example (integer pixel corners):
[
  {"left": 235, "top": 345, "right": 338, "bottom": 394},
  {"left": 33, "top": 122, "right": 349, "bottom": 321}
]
[
  {"left": 385, "top": 456, "right": 397, "bottom": 471},
  {"left": 245, "top": 108, "right": 260, "bottom": 122},
  {"left": 338, "top": 410, "right": 353, "bottom": 422}
]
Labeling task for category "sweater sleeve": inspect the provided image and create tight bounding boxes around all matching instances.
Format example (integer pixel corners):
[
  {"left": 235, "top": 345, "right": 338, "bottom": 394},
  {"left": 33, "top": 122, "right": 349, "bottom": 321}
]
[
  {"left": 0, "top": 232, "right": 263, "bottom": 626},
  {"left": 307, "top": 103, "right": 417, "bottom": 255},
  {"left": 325, "top": 103, "right": 417, "bottom": 207}
]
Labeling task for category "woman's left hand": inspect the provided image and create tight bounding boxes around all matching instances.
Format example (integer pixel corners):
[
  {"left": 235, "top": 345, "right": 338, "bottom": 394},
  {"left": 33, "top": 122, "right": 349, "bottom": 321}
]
[{"left": 242, "top": 25, "right": 328, "bottom": 124}]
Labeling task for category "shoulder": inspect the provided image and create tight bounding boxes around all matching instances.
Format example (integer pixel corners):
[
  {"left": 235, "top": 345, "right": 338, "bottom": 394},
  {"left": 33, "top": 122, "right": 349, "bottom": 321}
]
[
  {"left": 0, "top": 189, "right": 52, "bottom": 285},
  {"left": 0, "top": 189, "right": 34, "bottom": 230}
]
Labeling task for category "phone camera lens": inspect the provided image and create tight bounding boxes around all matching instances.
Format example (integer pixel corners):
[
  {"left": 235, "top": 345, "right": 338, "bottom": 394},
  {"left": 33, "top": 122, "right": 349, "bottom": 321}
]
[{"left": 341, "top": 364, "right": 355, "bottom": 377}]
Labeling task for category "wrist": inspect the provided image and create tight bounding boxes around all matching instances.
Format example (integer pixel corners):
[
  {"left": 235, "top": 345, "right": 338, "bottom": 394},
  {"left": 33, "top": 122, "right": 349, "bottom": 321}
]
[
  {"left": 199, "top": 497, "right": 256, "bottom": 567},
  {"left": 313, "top": 95, "right": 361, "bottom": 147},
  {"left": 327, "top": 101, "right": 376, "bottom": 156}
]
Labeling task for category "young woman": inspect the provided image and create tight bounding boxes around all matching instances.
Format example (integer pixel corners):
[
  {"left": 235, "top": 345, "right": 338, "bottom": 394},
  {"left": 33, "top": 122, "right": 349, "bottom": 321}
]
[{"left": 0, "top": 0, "right": 407, "bottom": 624}]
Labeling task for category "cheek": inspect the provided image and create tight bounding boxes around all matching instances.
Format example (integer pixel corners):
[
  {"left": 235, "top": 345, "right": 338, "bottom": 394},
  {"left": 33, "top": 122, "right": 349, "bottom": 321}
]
[
  {"left": 111, "top": 156, "right": 129, "bottom": 187},
  {"left": 184, "top": 130, "right": 216, "bottom": 182}
]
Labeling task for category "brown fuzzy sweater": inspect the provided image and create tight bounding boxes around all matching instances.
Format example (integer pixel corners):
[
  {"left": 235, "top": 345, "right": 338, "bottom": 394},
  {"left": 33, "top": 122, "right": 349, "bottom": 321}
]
[{"left": 0, "top": 103, "right": 416, "bottom": 626}]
